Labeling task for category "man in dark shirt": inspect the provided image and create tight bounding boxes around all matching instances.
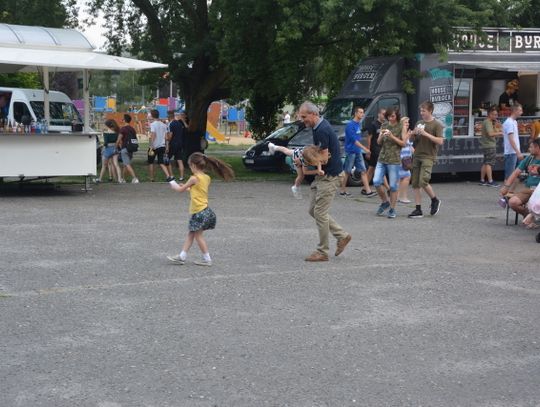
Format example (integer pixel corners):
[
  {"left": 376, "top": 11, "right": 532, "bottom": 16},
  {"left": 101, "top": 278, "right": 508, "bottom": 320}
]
[
  {"left": 167, "top": 111, "right": 187, "bottom": 180},
  {"left": 118, "top": 114, "right": 140, "bottom": 183},
  {"left": 366, "top": 108, "right": 387, "bottom": 188},
  {"left": 499, "top": 80, "right": 519, "bottom": 109},
  {"left": 299, "top": 101, "right": 351, "bottom": 262}
]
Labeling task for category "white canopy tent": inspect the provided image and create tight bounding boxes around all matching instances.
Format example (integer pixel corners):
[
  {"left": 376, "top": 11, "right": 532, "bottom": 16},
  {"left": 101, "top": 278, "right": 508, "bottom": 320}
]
[{"left": 0, "top": 23, "right": 167, "bottom": 132}]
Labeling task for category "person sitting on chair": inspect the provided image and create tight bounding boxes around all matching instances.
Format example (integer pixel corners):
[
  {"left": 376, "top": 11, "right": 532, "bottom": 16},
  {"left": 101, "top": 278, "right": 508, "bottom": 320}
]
[{"left": 500, "top": 138, "right": 540, "bottom": 221}]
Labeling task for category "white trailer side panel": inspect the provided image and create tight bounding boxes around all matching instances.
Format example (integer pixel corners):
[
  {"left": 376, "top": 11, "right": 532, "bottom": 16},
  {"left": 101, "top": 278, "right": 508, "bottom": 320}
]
[{"left": 0, "top": 134, "right": 96, "bottom": 178}]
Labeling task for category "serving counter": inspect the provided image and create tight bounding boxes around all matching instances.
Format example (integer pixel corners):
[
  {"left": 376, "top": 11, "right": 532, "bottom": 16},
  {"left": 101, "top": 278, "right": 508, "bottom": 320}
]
[
  {"left": 473, "top": 115, "right": 539, "bottom": 137},
  {"left": 0, "top": 132, "right": 97, "bottom": 179}
]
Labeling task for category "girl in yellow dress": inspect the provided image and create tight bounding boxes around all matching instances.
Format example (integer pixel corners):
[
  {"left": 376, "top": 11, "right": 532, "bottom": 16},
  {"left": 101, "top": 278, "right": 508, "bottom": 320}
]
[{"left": 167, "top": 152, "right": 234, "bottom": 266}]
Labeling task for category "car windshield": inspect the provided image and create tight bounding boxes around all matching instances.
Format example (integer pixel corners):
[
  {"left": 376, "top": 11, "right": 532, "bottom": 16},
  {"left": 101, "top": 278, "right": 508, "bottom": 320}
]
[
  {"left": 289, "top": 127, "right": 313, "bottom": 146},
  {"left": 265, "top": 123, "right": 300, "bottom": 141},
  {"left": 30, "top": 101, "right": 83, "bottom": 126},
  {"left": 323, "top": 98, "right": 372, "bottom": 125}
]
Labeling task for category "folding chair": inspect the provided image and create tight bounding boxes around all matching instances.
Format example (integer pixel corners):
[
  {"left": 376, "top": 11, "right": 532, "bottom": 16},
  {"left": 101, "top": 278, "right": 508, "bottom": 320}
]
[{"left": 504, "top": 195, "right": 519, "bottom": 226}]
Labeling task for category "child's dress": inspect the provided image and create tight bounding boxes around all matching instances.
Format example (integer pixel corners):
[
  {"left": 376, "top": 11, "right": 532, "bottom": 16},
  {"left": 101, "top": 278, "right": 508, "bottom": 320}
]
[
  {"left": 399, "top": 140, "right": 414, "bottom": 179},
  {"left": 188, "top": 173, "right": 216, "bottom": 232}
]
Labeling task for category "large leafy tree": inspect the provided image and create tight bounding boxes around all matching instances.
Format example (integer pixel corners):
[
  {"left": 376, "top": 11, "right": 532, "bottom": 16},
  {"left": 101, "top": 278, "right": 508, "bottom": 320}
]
[
  {"left": 218, "top": 0, "right": 504, "bottom": 135},
  {"left": 0, "top": 0, "right": 75, "bottom": 26},
  {"left": 87, "top": 0, "right": 229, "bottom": 154},
  {"left": 275, "top": 0, "right": 499, "bottom": 99},
  {"left": 85, "top": 0, "right": 519, "bottom": 145}
]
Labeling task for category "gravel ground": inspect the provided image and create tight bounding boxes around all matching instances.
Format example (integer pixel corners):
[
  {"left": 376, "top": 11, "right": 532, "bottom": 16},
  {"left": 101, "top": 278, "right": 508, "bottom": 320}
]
[{"left": 1, "top": 180, "right": 539, "bottom": 407}]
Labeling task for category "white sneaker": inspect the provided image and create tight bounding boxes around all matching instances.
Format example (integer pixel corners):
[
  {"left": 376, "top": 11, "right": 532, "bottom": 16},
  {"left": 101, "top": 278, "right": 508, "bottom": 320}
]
[
  {"left": 268, "top": 142, "right": 276, "bottom": 154},
  {"left": 194, "top": 259, "right": 212, "bottom": 267},
  {"left": 118, "top": 178, "right": 126, "bottom": 184},
  {"left": 167, "top": 254, "right": 185, "bottom": 265},
  {"left": 131, "top": 178, "right": 140, "bottom": 184},
  {"left": 291, "top": 185, "right": 302, "bottom": 199}
]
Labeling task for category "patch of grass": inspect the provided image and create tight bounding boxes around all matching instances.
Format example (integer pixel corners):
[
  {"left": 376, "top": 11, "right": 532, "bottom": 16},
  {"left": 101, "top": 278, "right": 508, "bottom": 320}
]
[
  {"left": 40, "top": 142, "right": 293, "bottom": 184},
  {"left": 206, "top": 142, "right": 255, "bottom": 151},
  {"left": 219, "top": 156, "right": 292, "bottom": 182}
]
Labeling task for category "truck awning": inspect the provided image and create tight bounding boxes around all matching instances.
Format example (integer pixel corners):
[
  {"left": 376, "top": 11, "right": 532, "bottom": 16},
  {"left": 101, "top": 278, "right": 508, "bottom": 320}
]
[
  {"left": 0, "top": 24, "right": 166, "bottom": 73},
  {"left": 0, "top": 23, "right": 168, "bottom": 132},
  {"left": 448, "top": 52, "right": 540, "bottom": 72},
  {"left": 0, "top": 46, "right": 167, "bottom": 73}
]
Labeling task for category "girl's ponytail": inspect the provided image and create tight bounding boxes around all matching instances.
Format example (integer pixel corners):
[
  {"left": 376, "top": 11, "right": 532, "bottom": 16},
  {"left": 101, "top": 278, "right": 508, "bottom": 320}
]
[{"left": 188, "top": 152, "right": 235, "bottom": 181}]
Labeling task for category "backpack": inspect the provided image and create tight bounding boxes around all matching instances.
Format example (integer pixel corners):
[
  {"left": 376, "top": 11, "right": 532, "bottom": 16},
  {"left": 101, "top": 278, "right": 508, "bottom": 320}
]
[{"left": 125, "top": 127, "right": 139, "bottom": 153}]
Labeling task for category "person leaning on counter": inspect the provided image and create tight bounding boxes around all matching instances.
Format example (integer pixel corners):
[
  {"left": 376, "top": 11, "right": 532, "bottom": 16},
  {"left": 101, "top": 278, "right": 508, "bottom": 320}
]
[
  {"left": 499, "top": 79, "right": 519, "bottom": 109},
  {"left": 530, "top": 118, "right": 540, "bottom": 141}
]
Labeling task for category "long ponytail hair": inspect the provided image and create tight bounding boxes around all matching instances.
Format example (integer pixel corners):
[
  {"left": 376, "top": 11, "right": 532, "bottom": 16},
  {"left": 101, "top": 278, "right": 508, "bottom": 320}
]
[
  {"left": 188, "top": 152, "right": 235, "bottom": 181},
  {"left": 104, "top": 118, "right": 120, "bottom": 134}
]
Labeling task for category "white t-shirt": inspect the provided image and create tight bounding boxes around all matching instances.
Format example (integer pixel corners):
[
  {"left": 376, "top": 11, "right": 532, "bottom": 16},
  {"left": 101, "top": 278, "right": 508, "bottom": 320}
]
[
  {"left": 284, "top": 113, "right": 291, "bottom": 124},
  {"left": 502, "top": 117, "right": 520, "bottom": 155},
  {"left": 150, "top": 120, "right": 168, "bottom": 149}
]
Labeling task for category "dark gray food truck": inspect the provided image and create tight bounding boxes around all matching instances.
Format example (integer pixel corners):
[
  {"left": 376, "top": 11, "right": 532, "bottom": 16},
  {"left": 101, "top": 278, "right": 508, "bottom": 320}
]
[{"left": 323, "top": 28, "right": 540, "bottom": 174}]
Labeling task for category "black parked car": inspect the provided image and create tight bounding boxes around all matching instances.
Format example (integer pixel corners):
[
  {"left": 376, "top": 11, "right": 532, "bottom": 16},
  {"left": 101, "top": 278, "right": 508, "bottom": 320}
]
[{"left": 242, "top": 121, "right": 307, "bottom": 171}]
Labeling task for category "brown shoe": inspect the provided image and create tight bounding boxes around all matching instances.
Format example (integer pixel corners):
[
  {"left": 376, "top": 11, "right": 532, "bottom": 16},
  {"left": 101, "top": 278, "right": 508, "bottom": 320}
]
[
  {"left": 305, "top": 251, "right": 329, "bottom": 262},
  {"left": 335, "top": 234, "right": 352, "bottom": 256}
]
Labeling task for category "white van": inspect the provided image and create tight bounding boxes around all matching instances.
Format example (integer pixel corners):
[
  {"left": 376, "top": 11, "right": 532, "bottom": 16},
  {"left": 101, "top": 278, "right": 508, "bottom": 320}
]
[{"left": 0, "top": 87, "right": 83, "bottom": 133}]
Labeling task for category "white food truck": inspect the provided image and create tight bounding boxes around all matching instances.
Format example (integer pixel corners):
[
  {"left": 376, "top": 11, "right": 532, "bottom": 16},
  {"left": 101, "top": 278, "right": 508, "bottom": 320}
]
[{"left": 0, "top": 23, "right": 166, "bottom": 185}]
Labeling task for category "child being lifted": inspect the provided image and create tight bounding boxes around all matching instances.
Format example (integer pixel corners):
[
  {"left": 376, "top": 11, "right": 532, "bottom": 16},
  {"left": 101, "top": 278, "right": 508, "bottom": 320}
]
[{"left": 267, "top": 142, "right": 327, "bottom": 199}]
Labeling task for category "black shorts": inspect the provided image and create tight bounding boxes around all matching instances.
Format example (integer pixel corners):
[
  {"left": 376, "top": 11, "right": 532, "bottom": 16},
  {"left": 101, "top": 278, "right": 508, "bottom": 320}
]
[
  {"left": 148, "top": 146, "right": 166, "bottom": 164},
  {"left": 366, "top": 151, "right": 380, "bottom": 168},
  {"left": 168, "top": 145, "right": 184, "bottom": 161}
]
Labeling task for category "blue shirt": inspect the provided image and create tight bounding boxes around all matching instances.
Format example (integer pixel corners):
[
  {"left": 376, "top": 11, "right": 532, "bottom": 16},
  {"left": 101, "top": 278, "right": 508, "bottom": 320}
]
[
  {"left": 313, "top": 118, "right": 342, "bottom": 176},
  {"left": 344, "top": 119, "right": 363, "bottom": 154}
]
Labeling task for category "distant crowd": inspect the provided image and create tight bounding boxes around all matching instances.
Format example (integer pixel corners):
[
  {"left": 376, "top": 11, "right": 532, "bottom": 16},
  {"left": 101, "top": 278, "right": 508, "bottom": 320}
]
[{"left": 94, "top": 109, "right": 189, "bottom": 184}]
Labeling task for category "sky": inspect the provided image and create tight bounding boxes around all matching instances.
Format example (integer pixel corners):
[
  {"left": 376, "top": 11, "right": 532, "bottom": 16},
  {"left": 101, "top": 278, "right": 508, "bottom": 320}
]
[{"left": 76, "top": 0, "right": 106, "bottom": 50}]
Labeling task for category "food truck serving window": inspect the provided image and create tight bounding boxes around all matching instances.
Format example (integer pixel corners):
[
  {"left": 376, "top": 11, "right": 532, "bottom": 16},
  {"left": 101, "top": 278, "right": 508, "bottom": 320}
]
[{"left": 30, "top": 101, "right": 82, "bottom": 125}]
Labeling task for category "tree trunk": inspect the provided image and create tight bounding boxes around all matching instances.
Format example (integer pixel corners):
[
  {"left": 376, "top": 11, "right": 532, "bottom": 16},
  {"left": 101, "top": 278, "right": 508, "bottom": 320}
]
[{"left": 180, "top": 67, "right": 229, "bottom": 160}]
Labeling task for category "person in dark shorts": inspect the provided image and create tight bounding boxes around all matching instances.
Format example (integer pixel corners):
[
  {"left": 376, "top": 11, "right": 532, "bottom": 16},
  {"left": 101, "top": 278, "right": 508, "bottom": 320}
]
[
  {"left": 148, "top": 109, "right": 172, "bottom": 181},
  {"left": 167, "top": 111, "right": 187, "bottom": 181},
  {"left": 366, "top": 108, "right": 389, "bottom": 192},
  {"left": 119, "top": 114, "right": 140, "bottom": 183},
  {"left": 479, "top": 106, "right": 502, "bottom": 187}
]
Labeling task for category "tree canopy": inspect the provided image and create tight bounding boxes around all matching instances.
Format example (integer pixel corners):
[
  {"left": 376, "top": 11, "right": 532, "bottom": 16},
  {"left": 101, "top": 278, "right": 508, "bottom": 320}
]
[
  {"left": 84, "top": 0, "right": 537, "bottom": 141},
  {"left": 3, "top": 0, "right": 538, "bottom": 142}
]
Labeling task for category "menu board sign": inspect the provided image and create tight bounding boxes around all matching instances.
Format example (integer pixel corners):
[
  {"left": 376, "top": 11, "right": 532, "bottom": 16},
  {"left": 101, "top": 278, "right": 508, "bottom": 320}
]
[{"left": 452, "top": 28, "right": 540, "bottom": 53}]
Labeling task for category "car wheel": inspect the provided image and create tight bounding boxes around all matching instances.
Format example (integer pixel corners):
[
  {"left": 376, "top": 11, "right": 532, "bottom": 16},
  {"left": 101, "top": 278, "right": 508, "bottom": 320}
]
[{"left": 347, "top": 169, "right": 364, "bottom": 187}]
